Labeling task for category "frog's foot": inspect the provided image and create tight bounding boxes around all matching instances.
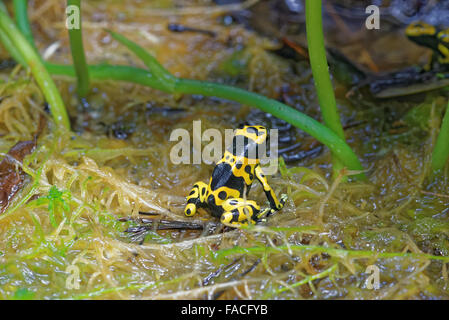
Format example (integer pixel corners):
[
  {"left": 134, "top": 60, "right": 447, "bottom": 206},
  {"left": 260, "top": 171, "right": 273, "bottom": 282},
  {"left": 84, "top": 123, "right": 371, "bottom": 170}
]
[
  {"left": 269, "top": 193, "right": 288, "bottom": 216},
  {"left": 220, "top": 198, "right": 260, "bottom": 228},
  {"left": 184, "top": 181, "right": 208, "bottom": 217},
  {"left": 256, "top": 207, "right": 273, "bottom": 220},
  {"left": 279, "top": 193, "right": 288, "bottom": 206},
  {"left": 255, "top": 194, "right": 288, "bottom": 221},
  {"left": 184, "top": 203, "right": 197, "bottom": 217}
]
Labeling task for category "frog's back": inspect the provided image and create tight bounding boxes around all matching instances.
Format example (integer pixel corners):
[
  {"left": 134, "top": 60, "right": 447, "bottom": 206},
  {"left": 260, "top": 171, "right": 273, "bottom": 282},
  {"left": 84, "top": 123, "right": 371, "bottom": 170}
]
[{"left": 209, "top": 161, "right": 246, "bottom": 195}]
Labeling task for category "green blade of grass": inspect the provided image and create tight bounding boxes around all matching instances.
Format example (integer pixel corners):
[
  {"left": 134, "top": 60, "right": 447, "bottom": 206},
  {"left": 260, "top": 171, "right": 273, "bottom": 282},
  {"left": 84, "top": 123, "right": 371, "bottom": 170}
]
[
  {"left": 212, "top": 244, "right": 449, "bottom": 263},
  {"left": 0, "top": 3, "right": 71, "bottom": 131},
  {"left": 0, "top": 24, "right": 26, "bottom": 66},
  {"left": 46, "top": 63, "right": 169, "bottom": 91},
  {"left": 107, "top": 29, "right": 176, "bottom": 92},
  {"left": 11, "top": 0, "right": 364, "bottom": 176},
  {"left": 13, "top": 0, "right": 36, "bottom": 50},
  {"left": 46, "top": 58, "right": 364, "bottom": 176},
  {"left": 260, "top": 264, "right": 338, "bottom": 299},
  {"left": 0, "top": 2, "right": 26, "bottom": 66},
  {"left": 103, "top": 30, "right": 364, "bottom": 177},
  {"left": 432, "top": 100, "right": 449, "bottom": 171},
  {"left": 306, "top": 0, "right": 346, "bottom": 176},
  {"left": 67, "top": 0, "right": 90, "bottom": 97},
  {"left": 175, "top": 78, "right": 365, "bottom": 176}
]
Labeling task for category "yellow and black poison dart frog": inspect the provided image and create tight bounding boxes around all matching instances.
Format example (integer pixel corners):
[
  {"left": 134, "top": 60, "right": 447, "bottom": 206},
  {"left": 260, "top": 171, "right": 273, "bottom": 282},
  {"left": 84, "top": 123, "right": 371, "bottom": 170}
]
[
  {"left": 184, "top": 125, "right": 287, "bottom": 228},
  {"left": 406, "top": 21, "right": 449, "bottom": 69}
]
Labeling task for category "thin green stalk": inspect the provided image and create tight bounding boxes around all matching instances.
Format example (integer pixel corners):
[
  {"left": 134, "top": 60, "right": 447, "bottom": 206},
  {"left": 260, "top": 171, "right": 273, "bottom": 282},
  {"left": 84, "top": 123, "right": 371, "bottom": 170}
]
[
  {"left": 0, "top": 2, "right": 25, "bottom": 66},
  {"left": 47, "top": 59, "right": 363, "bottom": 174},
  {"left": 432, "top": 100, "right": 449, "bottom": 171},
  {"left": 0, "top": 5, "right": 70, "bottom": 131},
  {"left": 212, "top": 245, "right": 449, "bottom": 263},
  {"left": 46, "top": 63, "right": 169, "bottom": 92},
  {"left": 107, "top": 29, "right": 176, "bottom": 92},
  {"left": 0, "top": 23, "right": 26, "bottom": 66},
  {"left": 67, "top": 0, "right": 90, "bottom": 97},
  {"left": 176, "top": 79, "right": 365, "bottom": 175},
  {"left": 46, "top": 63, "right": 364, "bottom": 176},
  {"left": 10, "top": 0, "right": 364, "bottom": 176},
  {"left": 78, "top": 32, "right": 365, "bottom": 176},
  {"left": 13, "top": 0, "right": 36, "bottom": 50},
  {"left": 69, "top": 273, "right": 192, "bottom": 299},
  {"left": 306, "top": 0, "right": 346, "bottom": 175},
  {"left": 260, "top": 264, "right": 338, "bottom": 298}
]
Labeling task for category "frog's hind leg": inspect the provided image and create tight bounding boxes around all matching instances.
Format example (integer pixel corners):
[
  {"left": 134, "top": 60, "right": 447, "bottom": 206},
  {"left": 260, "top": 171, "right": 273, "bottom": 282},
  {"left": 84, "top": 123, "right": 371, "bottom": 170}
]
[
  {"left": 220, "top": 198, "right": 261, "bottom": 227},
  {"left": 184, "top": 181, "right": 208, "bottom": 217}
]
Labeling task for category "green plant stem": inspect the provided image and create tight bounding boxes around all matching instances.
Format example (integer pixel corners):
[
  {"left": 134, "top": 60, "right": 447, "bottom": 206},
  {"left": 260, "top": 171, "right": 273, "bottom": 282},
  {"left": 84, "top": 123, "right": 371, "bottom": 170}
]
[
  {"left": 261, "top": 264, "right": 338, "bottom": 298},
  {"left": 46, "top": 63, "right": 169, "bottom": 91},
  {"left": 0, "top": 22, "right": 26, "bottom": 66},
  {"left": 176, "top": 79, "right": 364, "bottom": 175},
  {"left": 67, "top": 0, "right": 90, "bottom": 97},
  {"left": 306, "top": 0, "right": 346, "bottom": 176},
  {"left": 0, "top": 5, "right": 71, "bottom": 131},
  {"left": 213, "top": 245, "right": 449, "bottom": 263},
  {"left": 9, "top": 0, "right": 365, "bottom": 176},
  {"left": 46, "top": 61, "right": 364, "bottom": 175},
  {"left": 13, "top": 0, "right": 36, "bottom": 50},
  {"left": 81, "top": 32, "right": 365, "bottom": 177},
  {"left": 432, "top": 100, "right": 449, "bottom": 171},
  {"left": 107, "top": 29, "right": 176, "bottom": 92}
]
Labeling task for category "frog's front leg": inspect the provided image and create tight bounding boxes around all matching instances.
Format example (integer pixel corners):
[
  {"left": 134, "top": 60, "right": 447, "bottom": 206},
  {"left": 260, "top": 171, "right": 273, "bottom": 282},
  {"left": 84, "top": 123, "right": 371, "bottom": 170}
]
[
  {"left": 220, "top": 198, "right": 261, "bottom": 227},
  {"left": 254, "top": 165, "right": 286, "bottom": 216},
  {"left": 184, "top": 181, "right": 208, "bottom": 217},
  {"left": 438, "top": 44, "right": 449, "bottom": 65},
  {"left": 423, "top": 51, "right": 438, "bottom": 71},
  {"left": 437, "top": 30, "right": 449, "bottom": 67}
]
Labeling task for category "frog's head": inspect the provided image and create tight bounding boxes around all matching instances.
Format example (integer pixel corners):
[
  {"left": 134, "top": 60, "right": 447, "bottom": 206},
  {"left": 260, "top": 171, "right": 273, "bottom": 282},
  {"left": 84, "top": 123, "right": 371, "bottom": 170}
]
[
  {"left": 406, "top": 21, "right": 439, "bottom": 51},
  {"left": 235, "top": 125, "right": 267, "bottom": 145},
  {"left": 230, "top": 125, "right": 268, "bottom": 160}
]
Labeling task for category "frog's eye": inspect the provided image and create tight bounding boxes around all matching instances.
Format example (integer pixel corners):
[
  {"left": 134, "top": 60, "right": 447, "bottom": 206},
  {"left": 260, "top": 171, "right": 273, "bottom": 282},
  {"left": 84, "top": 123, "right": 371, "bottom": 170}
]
[
  {"left": 245, "top": 126, "right": 266, "bottom": 136},
  {"left": 245, "top": 126, "right": 258, "bottom": 134}
]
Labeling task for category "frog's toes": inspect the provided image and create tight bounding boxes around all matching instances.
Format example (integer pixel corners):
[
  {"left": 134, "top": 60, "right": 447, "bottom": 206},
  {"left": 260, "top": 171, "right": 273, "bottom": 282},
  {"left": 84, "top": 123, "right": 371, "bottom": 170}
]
[
  {"left": 256, "top": 217, "right": 267, "bottom": 224},
  {"left": 280, "top": 193, "right": 288, "bottom": 205},
  {"left": 274, "top": 194, "right": 288, "bottom": 210},
  {"left": 184, "top": 203, "right": 197, "bottom": 217}
]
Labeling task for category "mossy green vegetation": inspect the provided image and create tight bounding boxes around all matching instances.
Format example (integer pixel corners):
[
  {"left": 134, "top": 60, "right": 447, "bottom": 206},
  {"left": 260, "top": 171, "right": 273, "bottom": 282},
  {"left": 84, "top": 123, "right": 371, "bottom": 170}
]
[
  {"left": 0, "top": 3, "right": 70, "bottom": 131},
  {"left": 3, "top": 0, "right": 364, "bottom": 176},
  {"left": 0, "top": 0, "right": 447, "bottom": 300}
]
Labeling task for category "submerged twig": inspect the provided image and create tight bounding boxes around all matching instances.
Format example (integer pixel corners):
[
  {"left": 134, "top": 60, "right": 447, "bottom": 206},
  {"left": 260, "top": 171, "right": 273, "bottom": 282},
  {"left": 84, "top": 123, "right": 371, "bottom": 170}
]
[{"left": 121, "top": 217, "right": 208, "bottom": 232}]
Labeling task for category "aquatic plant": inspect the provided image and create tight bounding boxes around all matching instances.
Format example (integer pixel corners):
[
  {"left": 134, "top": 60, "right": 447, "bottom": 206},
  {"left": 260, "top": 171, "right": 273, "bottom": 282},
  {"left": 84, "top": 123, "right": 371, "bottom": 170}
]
[
  {"left": 0, "top": 0, "right": 447, "bottom": 301},
  {"left": 305, "top": 0, "right": 346, "bottom": 176},
  {"left": 0, "top": 2, "right": 70, "bottom": 131},
  {"left": 2, "top": 0, "right": 364, "bottom": 177},
  {"left": 432, "top": 100, "right": 449, "bottom": 171},
  {"left": 67, "top": 0, "right": 89, "bottom": 97}
]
